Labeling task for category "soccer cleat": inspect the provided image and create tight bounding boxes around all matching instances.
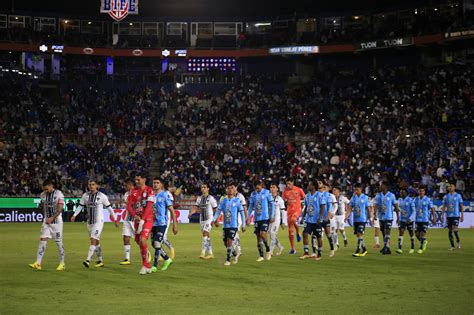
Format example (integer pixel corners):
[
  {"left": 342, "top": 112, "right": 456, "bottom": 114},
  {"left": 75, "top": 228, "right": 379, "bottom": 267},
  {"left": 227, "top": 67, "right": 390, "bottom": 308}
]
[
  {"left": 335, "top": 244, "right": 339, "bottom": 251},
  {"left": 83, "top": 260, "right": 90, "bottom": 268},
  {"left": 310, "top": 253, "right": 317, "bottom": 258},
  {"left": 139, "top": 266, "right": 152, "bottom": 275},
  {"left": 199, "top": 253, "right": 206, "bottom": 259},
  {"left": 169, "top": 248, "right": 176, "bottom": 259},
  {"left": 120, "top": 259, "right": 131, "bottom": 265},
  {"left": 352, "top": 252, "right": 360, "bottom": 257},
  {"left": 386, "top": 247, "right": 392, "bottom": 255},
  {"left": 276, "top": 246, "right": 284, "bottom": 256},
  {"left": 299, "top": 254, "right": 310, "bottom": 260},
  {"left": 457, "top": 242, "right": 461, "bottom": 249},
  {"left": 344, "top": 240, "right": 348, "bottom": 247},
  {"left": 232, "top": 252, "right": 239, "bottom": 264},
  {"left": 205, "top": 254, "right": 215, "bottom": 260},
  {"left": 329, "top": 250, "right": 335, "bottom": 258},
  {"left": 422, "top": 240, "right": 428, "bottom": 252},
  {"left": 161, "top": 259, "right": 173, "bottom": 271},
  {"left": 146, "top": 249, "right": 152, "bottom": 263},
  {"left": 224, "top": 261, "right": 231, "bottom": 266},
  {"left": 256, "top": 257, "right": 264, "bottom": 262},
  {"left": 373, "top": 244, "right": 381, "bottom": 249},
  {"left": 448, "top": 247, "right": 455, "bottom": 251},
  {"left": 417, "top": 249, "right": 423, "bottom": 254},
  {"left": 409, "top": 249, "right": 415, "bottom": 254},
  {"left": 314, "top": 255, "right": 322, "bottom": 261},
  {"left": 289, "top": 249, "right": 296, "bottom": 255},
  {"left": 29, "top": 262, "right": 42, "bottom": 270},
  {"left": 359, "top": 250, "right": 368, "bottom": 257},
  {"left": 265, "top": 252, "right": 272, "bottom": 261},
  {"left": 95, "top": 261, "right": 104, "bottom": 268},
  {"left": 151, "top": 266, "right": 158, "bottom": 273},
  {"left": 56, "top": 263, "right": 66, "bottom": 271},
  {"left": 396, "top": 249, "right": 403, "bottom": 254}
]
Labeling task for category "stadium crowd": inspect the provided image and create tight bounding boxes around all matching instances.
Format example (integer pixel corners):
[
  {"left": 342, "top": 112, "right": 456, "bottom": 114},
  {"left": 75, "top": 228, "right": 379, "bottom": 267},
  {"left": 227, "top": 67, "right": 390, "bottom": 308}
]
[{"left": 0, "top": 64, "right": 472, "bottom": 198}]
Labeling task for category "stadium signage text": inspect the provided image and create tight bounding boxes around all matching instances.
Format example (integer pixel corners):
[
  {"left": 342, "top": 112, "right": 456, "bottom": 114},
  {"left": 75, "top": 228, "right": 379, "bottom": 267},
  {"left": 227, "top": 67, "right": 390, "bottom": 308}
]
[
  {"left": 356, "top": 37, "right": 413, "bottom": 51},
  {"left": 268, "top": 46, "right": 319, "bottom": 55},
  {"left": 0, "top": 209, "right": 44, "bottom": 222},
  {"left": 100, "top": 0, "right": 138, "bottom": 22}
]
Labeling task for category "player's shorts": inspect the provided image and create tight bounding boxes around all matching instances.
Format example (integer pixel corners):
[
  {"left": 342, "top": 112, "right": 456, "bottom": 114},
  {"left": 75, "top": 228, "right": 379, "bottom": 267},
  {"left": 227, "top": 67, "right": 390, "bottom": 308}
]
[
  {"left": 87, "top": 222, "right": 104, "bottom": 240},
  {"left": 330, "top": 218, "right": 336, "bottom": 231},
  {"left": 321, "top": 220, "right": 331, "bottom": 229},
  {"left": 353, "top": 222, "right": 366, "bottom": 235},
  {"left": 416, "top": 222, "right": 429, "bottom": 233},
  {"left": 373, "top": 218, "right": 380, "bottom": 229},
  {"left": 447, "top": 217, "right": 460, "bottom": 228},
  {"left": 223, "top": 228, "right": 238, "bottom": 240},
  {"left": 134, "top": 219, "right": 153, "bottom": 242},
  {"left": 335, "top": 215, "right": 345, "bottom": 230},
  {"left": 269, "top": 220, "right": 280, "bottom": 236},
  {"left": 200, "top": 219, "right": 212, "bottom": 233},
  {"left": 122, "top": 220, "right": 135, "bottom": 237},
  {"left": 40, "top": 222, "right": 63, "bottom": 241},
  {"left": 151, "top": 225, "right": 167, "bottom": 244},
  {"left": 399, "top": 221, "right": 415, "bottom": 231},
  {"left": 254, "top": 220, "right": 269, "bottom": 234},
  {"left": 304, "top": 222, "right": 322, "bottom": 237},
  {"left": 380, "top": 220, "right": 392, "bottom": 233},
  {"left": 287, "top": 210, "right": 302, "bottom": 225}
]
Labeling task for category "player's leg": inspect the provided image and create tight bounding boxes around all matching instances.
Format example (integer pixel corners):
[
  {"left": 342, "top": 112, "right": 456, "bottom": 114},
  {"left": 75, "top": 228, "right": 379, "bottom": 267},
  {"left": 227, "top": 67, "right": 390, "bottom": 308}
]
[
  {"left": 408, "top": 224, "right": 415, "bottom": 253},
  {"left": 315, "top": 225, "right": 323, "bottom": 260},
  {"left": 269, "top": 223, "right": 277, "bottom": 255},
  {"left": 382, "top": 221, "right": 392, "bottom": 254},
  {"left": 201, "top": 221, "right": 214, "bottom": 259},
  {"left": 336, "top": 215, "right": 348, "bottom": 247},
  {"left": 293, "top": 211, "right": 302, "bottom": 242},
  {"left": 287, "top": 219, "right": 296, "bottom": 253},
  {"left": 30, "top": 224, "right": 51, "bottom": 270},
  {"left": 452, "top": 218, "right": 461, "bottom": 248},
  {"left": 254, "top": 222, "right": 264, "bottom": 261},
  {"left": 93, "top": 224, "right": 105, "bottom": 266},
  {"left": 138, "top": 221, "right": 153, "bottom": 273},
  {"left": 353, "top": 223, "right": 367, "bottom": 257},
  {"left": 162, "top": 220, "right": 175, "bottom": 259},
  {"left": 300, "top": 223, "right": 311, "bottom": 259},
  {"left": 224, "top": 229, "right": 233, "bottom": 266},
  {"left": 417, "top": 223, "right": 428, "bottom": 254},
  {"left": 397, "top": 225, "right": 405, "bottom": 254},
  {"left": 330, "top": 219, "right": 338, "bottom": 248},
  {"left": 52, "top": 223, "right": 66, "bottom": 270},
  {"left": 121, "top": 221, "right": 133, "bottom": 264},
  {"left": 324, "top": 222, "right": 335, "bottom": 256},
  {"left": 373, "top": 218, "right": 381, "bottom": 248},
  {"left": 447, "top": 219, "right": 455, "bottom": 249}
]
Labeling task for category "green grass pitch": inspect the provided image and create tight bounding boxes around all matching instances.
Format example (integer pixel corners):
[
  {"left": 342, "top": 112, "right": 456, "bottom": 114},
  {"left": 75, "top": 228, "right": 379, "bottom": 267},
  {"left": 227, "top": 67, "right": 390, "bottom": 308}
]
[{"left": 1, "top": 223, "right": 473, "bottom": 314}]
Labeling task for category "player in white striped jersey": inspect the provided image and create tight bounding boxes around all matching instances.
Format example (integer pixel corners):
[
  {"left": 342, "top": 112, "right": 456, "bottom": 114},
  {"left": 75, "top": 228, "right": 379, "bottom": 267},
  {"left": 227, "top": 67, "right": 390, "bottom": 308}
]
[
  {"left": 325, "top": 184, "right": 338, "bottom": 252},
  {"left": 72, "top": 179, "right": 118, "bottom": 268},
  {"left": 332, "top": 187, "right": 350, "bottom": 247},
  {"left": 230, "top": 182, "right": 248, "bottom": 258},
  {"left": 120, "top": 178, "right": 135, "bottom": 265},
  {"left": 29, "top": 180, "right": 66, "bottom": 271},
  {"left": 189, "top": 183, "right": 218, "bottom": 259},
  {"left": 269, "top": 184, "right": 286, "bottom": 256}
]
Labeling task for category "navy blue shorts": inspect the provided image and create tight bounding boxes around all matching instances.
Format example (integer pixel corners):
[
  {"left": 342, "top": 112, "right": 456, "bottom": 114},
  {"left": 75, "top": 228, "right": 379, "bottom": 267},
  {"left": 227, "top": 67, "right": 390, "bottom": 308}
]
[
  {"left": 223, "top": 228, "right": 238, "bottom": 240},
  {"left": 321, "top": 220, "right": 331, "bottom": 229},
  {"left": 254, "top": 220, "right": 269, "bottom": 234},
  {"left": 353, "top": 222, "right": 366, "bottom": 235},
  {"left": 303, "top": 222, "right": 322, "bottom": 237},
  {"left": 151, "top": 225, "right": 167, "bottom": 243},
  {"left": 447, "top": 217, "right": 459, "bottom": 228},
  {"left": 399, "top": 221, "right": 414, "bottom": 231},
  {"left": 416, "top": 222, "right": 429, "bottom": 233}
]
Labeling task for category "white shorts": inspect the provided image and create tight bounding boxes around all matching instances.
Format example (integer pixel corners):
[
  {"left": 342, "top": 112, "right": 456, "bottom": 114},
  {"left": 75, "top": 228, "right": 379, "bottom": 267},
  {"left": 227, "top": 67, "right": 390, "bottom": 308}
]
[
  {"left": 87, "top": 222, "right": 104, "bottom": 240},
  {"left": 200, "top": 220, "right": 212, "bottom": 233},
  {"left": 40, "top": 222, "right": 63, "bottom": 241},
  {"left": 330, "top": 218, "right": 336, "bottom": 231},
  {"left": 373, "top": 218, "right": 380, "bottom": 229},
  {"left": 122, "top": 220, "right": 135, "bottom": 237},
  {"left": 335, "top": 215, "right": 345, "bottom": 230},
  {"left": 269, "top": 221, "right": 280, "bottom": 236}
]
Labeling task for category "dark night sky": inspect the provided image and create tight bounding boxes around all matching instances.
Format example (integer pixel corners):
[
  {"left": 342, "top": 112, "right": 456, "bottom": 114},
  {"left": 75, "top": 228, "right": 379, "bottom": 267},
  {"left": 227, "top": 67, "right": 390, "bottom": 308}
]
[{"left": 0, "top": 0, "right": 440, "bottom": 18}]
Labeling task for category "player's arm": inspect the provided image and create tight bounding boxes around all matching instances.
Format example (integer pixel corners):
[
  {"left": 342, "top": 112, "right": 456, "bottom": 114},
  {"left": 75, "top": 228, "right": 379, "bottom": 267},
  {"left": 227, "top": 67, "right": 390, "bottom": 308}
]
[
  {"left": 246, "top": 195, "right": 254, "bottom": 225},
  {"left": 459, "top": 196, "right": 464, "bottom": 222},
  {"left": 125, "top": 194, "right": 137, "bottom": 219},
  {"left": 317, "top": 201, "right": 326, "bottom": 223},
  {"left": 103, "top": 195, "right": 119, "bottom": 228},
  {"left": 268, "top": 193, "right": 275, "bottom": 223},
  {"left": 47, "top": 193, "right": 64, "bottom": 224},
  {"left": 168, "top": 205, "right": 178, "bottom": 234},
  {"left": 279, "top": 198, "right": 287, "bottom": 229},
  {"left": 408, "top": 199, "right": 415, "bottom": 223},
  {"left": 212, "top": 203, "right": 222, "bottom": 227},
  {"left": 429, "top": 201, "right": 436, "bottom": 225},
  {"left": 345, "top": 202, "right": 352, "bottom": 222},
  {"left": 440, "top": 196, "right": 446, "bottom": 223},
  {"left": 300, "top": 198, "right": 307, "bottom": 224},
  {"left": 71, "top": 195, "right": 86, "bottom": 222},
  {"left": 239, "top": 203, "right": 246, "bottom": 232},
  {"left": 393, "top": 196, "right": 400, "bottom": 224},
  {"left": 189, "top": 197, "right": 199, "bottom": 218}
]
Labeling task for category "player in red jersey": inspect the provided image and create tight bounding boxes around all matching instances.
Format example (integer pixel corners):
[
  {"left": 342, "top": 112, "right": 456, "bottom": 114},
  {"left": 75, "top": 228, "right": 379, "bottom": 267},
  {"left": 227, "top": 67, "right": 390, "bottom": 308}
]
[
  {"left": 126, "top": 172, "right": 155, "bottom": 275},
  {"left": 282, "top": 178, "right": 305, "bottom": 254}
]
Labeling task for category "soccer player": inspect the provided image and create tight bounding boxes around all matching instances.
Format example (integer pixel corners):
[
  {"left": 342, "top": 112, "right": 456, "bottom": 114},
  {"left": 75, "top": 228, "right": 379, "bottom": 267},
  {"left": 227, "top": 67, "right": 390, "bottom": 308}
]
[
  {"left": 125, "top": 172, "right": 155, "bottom": 275},
  {"left": 120, "top": 178, "right": 135, "bottom": 265},
  {"left": 373, "top": 182, "right": 400, "bottom": 255},
  {"left": 162, "top": 186, "right": 176, "bottom": 259},
  {"left": 332, "top": 187, "right": 350, "bottom": 248},
  {"left": 371, "top": 197, "right": 381, "bottom": 249},
  {"left": 29, "top": 180, "right": 66, "bottom": 271},
  {"left": 71, "top": 179, "right": 119, "bottom": 268},
  {"left": 396, "top": 189, "right": 416, "bottom": 254},
  {"left": 441, "top": 182, "right": 464, "bottom": 250},
  {"left": 269, "top": 183, "right": 286, "bottom": 256},
  {"left": 230, "top": 182, "right": 248, "bottom": 258},
  {"left": 189, "top": 183, "right": 218, "bottom": 259},
  {"left": 413, "top": 186, "right": 436, "bottom": 254},
  {"left": 151, "top": 178, "right": 178, "bottom": 272},
  {"left": 247, "top": 180, "right": 275, "bottom": 262},
  {"left": 282, "top": 178, "right": 305, "bottom": 254},
  {"left": 299, "top": 180, "right": 325, "bottom": 260},
  {"left": 346, "top": 184, "right": 373, "bottom": 257},
  {"left": 318, "top": 181, "right": 335, "bottom": 257},
  {"left": 325, "top": 183, "right": 338, "bottom": 250},
  {"left": 212, "top": 184, "right": 246, "bottom": 266}
]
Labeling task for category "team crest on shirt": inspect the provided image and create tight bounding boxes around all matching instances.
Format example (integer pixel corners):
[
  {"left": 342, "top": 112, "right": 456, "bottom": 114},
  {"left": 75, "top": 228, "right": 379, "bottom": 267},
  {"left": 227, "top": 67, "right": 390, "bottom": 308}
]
[
  {"left": 142, "top": 192, "right": 147, "bottom": 198},
  {"left": 232, "top": 203, "right": 236, "bottom": 207},
  {"left": 158, "top": 197, "right": 163, "bottom": 202},
  {"left": 261, "top": 195, "right": 265, "bottom": 199}
]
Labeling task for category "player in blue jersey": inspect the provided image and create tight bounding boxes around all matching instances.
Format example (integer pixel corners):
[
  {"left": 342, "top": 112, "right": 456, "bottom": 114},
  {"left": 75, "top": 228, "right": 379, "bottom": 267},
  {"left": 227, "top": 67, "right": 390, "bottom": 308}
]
[
  {"left": 247, "top": 180, "right": 275, "bottom": 262},
  {"left": 373, "top": 182, "right": 400, "bottom": 255},
  {"left": 396, "top": 189, "right": 416, "bottom": 254},
  {"left": 299, "top": 180, "right": 326, "bottom": 260},
  {"left": 413, "top": 186, "right": 436, "bottom": 254},
  {"left": 317, "top": 181, "right": 335, "bottom": 257},
  {"left": 346, "top": 184, "right": 373, "bottom": 257},
  {"left": 212, "top": 184, "right": 246, "bottom": 266},
  {"left": 441, "top": 182, "right": 464, "bottom": 250},
  {"left": 151, "top": 178, "right": 178, "bottom": 272}
]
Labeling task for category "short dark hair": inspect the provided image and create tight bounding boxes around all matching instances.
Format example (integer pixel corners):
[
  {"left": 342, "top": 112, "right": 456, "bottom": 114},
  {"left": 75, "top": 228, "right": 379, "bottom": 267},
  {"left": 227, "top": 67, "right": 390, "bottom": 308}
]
[
  {"left": 88, "top": 179, "right": 98, "bottom": 184},
  {"left": 135, "top": 172, "right": 148, "bottom": 179},
  {"left": 42, "top": 179, "right": 53, "bottom": 187},
  {"left": 254, "top": 179, "right": 262, "bottom": 186},
  {"left": 419, "top": 185, "right": 427, "bottom": 191},
  {"left": 333, "top": 187, "right": 341, "bottom": 192},
  {"left": 286, "top": 178, "right": 294, "bottom": 183},
  {"left": 124, "top": 178, "right": 134, "bottom": 185},
  {"left": 354, "top": 183, "right": 362, "bottom": 189},
  {"left": 229, "top": 182, "right": 238, "bottom": 187}
]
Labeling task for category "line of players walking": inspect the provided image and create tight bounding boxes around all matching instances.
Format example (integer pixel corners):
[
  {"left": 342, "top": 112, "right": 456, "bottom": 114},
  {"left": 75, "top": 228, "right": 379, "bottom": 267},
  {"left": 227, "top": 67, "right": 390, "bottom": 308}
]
[{"left": 29, "top": 175, "right": 465, "bottom": 274}]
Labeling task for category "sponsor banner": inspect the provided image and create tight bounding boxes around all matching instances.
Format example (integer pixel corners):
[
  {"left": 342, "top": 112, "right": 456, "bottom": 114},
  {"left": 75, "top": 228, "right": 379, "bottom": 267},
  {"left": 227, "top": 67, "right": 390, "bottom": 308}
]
[
  {"left": 269, "top": 46, "right": 319, "bottom": 55},
  {"left": 103, "top": 209, "right": 190, "bottom": 224},
  {"left": 100, "top": 0, "right": 138, "bottom": 22},
  {"left": 0, "top": 209, "right": 45, "bottom": 223},
  {"left": 444, "top": 29, "right": 474, "bottom": 40},
  {"left": 355, "top": 37, "right": 413, "bottom": 51}
]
